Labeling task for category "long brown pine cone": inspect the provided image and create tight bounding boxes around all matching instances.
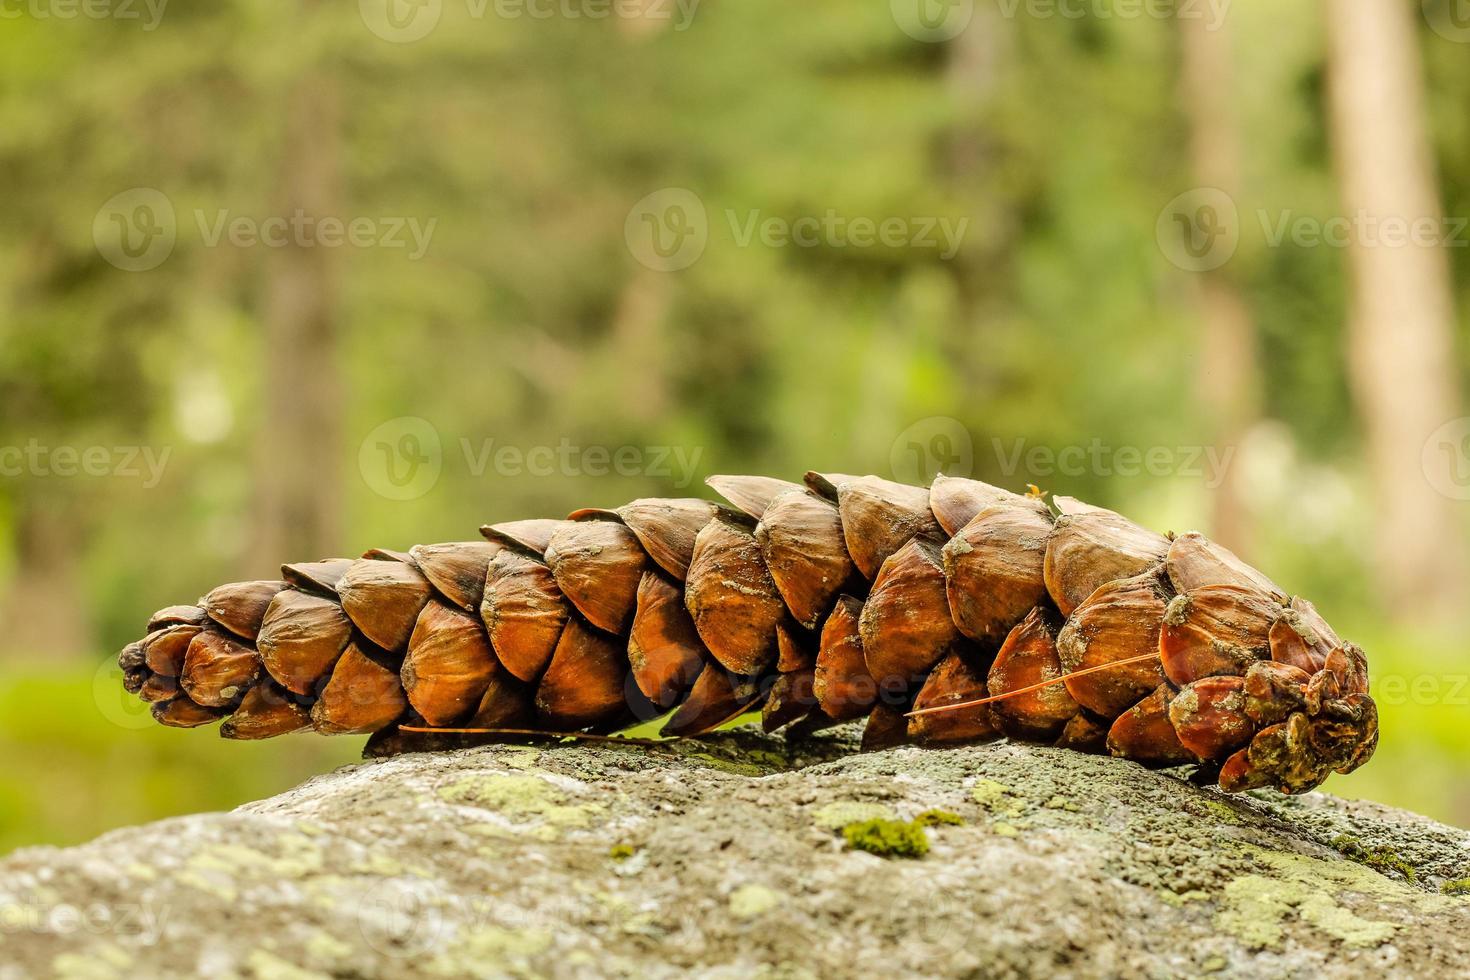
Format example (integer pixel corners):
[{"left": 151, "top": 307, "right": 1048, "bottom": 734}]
[{"left": 118, "top": 473, "right": 1378, "bottom": 795}]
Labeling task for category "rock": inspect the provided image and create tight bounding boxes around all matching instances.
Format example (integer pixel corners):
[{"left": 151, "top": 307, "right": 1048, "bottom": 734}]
[{"left": 1, "top": 729, "right": 1467, "bottom": 979}]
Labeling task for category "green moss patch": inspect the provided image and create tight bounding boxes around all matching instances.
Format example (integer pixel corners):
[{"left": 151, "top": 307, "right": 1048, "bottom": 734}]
[
  {"left": 913, "top": 809, "right": 964, "bottom": 827},
  {"left": 1331, "top": 835, "right": 1418, "bottom": 883},
  {"left": 840, "top": 819, "right": 930, "bottom": 859}
]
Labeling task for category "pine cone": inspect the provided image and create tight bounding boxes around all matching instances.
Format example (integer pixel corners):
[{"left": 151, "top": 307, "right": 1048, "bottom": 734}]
[{"left": 119, "top": 473, "right": 1378, "bottom": 795}]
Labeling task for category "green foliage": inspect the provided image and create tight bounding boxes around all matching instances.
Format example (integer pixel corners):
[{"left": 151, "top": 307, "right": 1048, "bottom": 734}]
[
  {"left": 913, "top": 809, "right": 966, "bottom": 827},
  {"left": 0, "top": 0, "right": 1468, "bottom": 852},
  {"left": 1443, "top": 879, "right": 1470, "bottom": 897}
]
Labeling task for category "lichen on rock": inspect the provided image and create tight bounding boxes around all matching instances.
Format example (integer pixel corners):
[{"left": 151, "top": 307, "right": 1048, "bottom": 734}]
[{"left": 0, "top": 730, "right": 1466, "bottom": 979}]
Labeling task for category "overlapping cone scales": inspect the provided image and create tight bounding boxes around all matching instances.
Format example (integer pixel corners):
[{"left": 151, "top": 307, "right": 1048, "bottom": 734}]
[
  {"left": 337, "top": 558, "right": 431, "bottom": 652},
  {"left": 535, "top": 618, "right": 627, "bottom": 730},
  {"left": 609, "top": 498, "right": 722, "bottom": 580},
  {"left": 313, "top": 643, "right": 407, "bottom": 735},
  {"left": 257, "top": 590, "right": 353, "bottom": 695},
  {"left": 1056, "top": 569, "right": 1170, "bottom": 717},
  {"left": 985, "top": 607, "right": 1077, "bottom": 740},
  {"left": 1043, "top": 508, "right": 1169, "bottom": 617},
  {"left": 119, "top": 469, "right": 1378, "bottom": 795},
  {"left": 627, "top": 571, "right": 706, "bottom": 709},
  {"left": 221, "top": 681, "right": 311, "bottom": 740},
  {"left": 814, "top": 596, "right": 876, "bottom": 722},
  {"left": 410, "top": 542, "right": 501, "bottom": 611},
  {"left": 1159, "top": 585, "right": 1276, "bottom": 685},
  {"left": 684, "top": 514, "right": 784, "bottom": 676},
  {"left": 281, "top": 559, "right": 354, "bottom": 597},
  {"left": 909, "top": 645, "right": 1000, "bottom": 745},
  {"left": 942, "top": 505, "right": 1051, "bottom": 646},
  {"left": 817, "top": 474, "right": 943, "bottom": 580},
  {"left": 755, "top": 490, "right": 855, "bottom": 630},
  {"left": 181, "top": 630, "right": 260, "bottom": 707},
  {"left": 1105, "top": 685, "right": 1192, "bottom": 765},
  {"left": 929, "top": 474, "right": 1048, "bottom": 537},
  {"left": 544, "top": 519, "right": 648, "bottom": 634},
  {"left": 480, "top": 549, "right": 569, "bottom": 683},
  {"left": 859, "top": 537, "right": 957, "bottom": 685},
  {"left": 404, "top": 602, "right": 500, "bottom": 727},
  {"left": 201, "top": 580, "right": 287, "bottom": 640}
]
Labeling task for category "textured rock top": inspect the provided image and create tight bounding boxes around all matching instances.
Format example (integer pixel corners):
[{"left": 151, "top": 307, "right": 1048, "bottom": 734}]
[{"left": 1, "top": 731, "right": 1467, "bottom": 979}]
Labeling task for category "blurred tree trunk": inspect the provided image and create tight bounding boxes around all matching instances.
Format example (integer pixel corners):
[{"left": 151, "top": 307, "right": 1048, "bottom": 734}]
[
  {"left": 1324, "top": 0, "right": 1467, "bottom": 617},
  {"left": 1178, "top": 11, "right": 1260, "bottom": 555},
  {"left": 250, "top": 69, "right": 343, "bottom": 571},
  {"left": 0, "top": 496, "right": 90, "bottom": 659},
  {"left": 944, "top": 4, "right": 1012, "bottom": 386}
]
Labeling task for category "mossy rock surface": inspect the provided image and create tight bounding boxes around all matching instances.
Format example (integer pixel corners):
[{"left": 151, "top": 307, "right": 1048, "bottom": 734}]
[{"left": 1, "top": 730, "right": 1467, "bottom": 979}]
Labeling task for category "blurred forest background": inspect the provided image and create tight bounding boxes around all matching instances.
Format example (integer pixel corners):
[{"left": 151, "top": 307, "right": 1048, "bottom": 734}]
[{"left": 2, "top": 0, "right": 1470, "bottom": 851}]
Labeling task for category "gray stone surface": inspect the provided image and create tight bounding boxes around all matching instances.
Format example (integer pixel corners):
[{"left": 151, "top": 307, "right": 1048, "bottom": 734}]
[{"left": 1, "top": 729, "right": 1467, "bottom": 979}]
